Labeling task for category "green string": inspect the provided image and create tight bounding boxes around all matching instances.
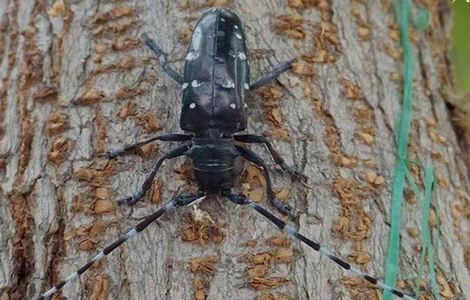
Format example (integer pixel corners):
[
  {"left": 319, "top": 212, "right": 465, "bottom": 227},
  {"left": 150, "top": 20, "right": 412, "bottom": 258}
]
[
  {"left": 384, "top": 0, "right": 414, "bottom": 298},
  {"left": 432, "top": 189, "right": 441, "bottom": 265},
  {"left": 386, "top": 1, "right": 437, "bottom": 298},
  {"left": 404, "top": 170, "right": 425, "bottom": 299},
  {"left": 422, "top": 167, "right": 440, "bottom": 299},
  {"left": 405, "top": 167, "right": 440, "bottom": 300}
]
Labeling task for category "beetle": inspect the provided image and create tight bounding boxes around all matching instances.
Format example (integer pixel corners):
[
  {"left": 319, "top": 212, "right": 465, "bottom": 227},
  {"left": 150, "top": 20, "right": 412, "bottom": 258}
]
[{"left": 38, "top": 7, "right": 415, "bottom": 300}]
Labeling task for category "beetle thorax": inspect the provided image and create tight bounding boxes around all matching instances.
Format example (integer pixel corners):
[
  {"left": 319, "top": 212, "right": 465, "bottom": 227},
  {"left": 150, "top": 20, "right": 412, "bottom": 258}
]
[{"left": 187, "top": 128, "right": 239, "bottom": 192}]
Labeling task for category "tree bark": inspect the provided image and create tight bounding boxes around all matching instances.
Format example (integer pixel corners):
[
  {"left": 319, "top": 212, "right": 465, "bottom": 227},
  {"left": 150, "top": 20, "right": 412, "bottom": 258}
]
[{"left": 1, "top": 1, "right": 469, "bottom": 300}]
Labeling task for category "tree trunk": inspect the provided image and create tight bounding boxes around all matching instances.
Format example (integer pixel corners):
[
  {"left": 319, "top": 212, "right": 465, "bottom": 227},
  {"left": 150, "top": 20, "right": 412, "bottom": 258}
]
[{"left": 1, "top": 1, "right": 469, "bottom": 300}]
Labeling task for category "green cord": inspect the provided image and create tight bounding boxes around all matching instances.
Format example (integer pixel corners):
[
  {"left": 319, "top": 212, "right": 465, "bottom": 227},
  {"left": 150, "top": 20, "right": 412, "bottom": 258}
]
[
  {"left": 384, "top": 0, "right": 414, "bottom": 298},
  {"left": 423, "top": 167, "right": 440, "bottom": 299},
  {"left": 404, "top": 170, "right": 424, "bottom": 299},
  {"left": 405, "top": 167, "right": 440, "bottom": 300},
  {"left": 385, "top": 0, "right": 436, "bottom": 298}
]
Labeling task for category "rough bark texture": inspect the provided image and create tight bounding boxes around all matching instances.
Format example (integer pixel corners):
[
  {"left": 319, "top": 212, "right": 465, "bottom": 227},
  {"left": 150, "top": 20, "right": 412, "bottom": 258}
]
[{"left": 1, "top": 1, "right": 469, "bottom": 300}]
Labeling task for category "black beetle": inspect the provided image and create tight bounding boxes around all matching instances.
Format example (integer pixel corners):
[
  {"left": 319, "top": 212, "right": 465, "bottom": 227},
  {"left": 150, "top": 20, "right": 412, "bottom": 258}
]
[
  {"left": 105, "top": 7, "right": 302, "bottom": 214},
  {"left": 38, "top": 8, "right": 414, "bottom": 300}
]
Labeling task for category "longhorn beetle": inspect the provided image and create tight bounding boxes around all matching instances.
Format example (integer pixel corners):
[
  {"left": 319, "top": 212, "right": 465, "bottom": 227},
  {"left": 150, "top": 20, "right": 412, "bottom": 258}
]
[{"left": 38, "top": 7, "right": 415, "bottom": 300}]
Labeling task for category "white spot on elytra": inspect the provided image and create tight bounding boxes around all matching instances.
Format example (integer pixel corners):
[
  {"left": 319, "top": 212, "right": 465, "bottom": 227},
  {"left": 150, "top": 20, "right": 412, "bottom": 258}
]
[
  {"left": 182, "top": 83, "right": 189, "bottom": 90},
  {"left": 230, "top": 103, "right": 236, "bottom": 109},
  {"left": 244, "top": 83, "right": 250, "bottom": 90},
  {"left": 189, "top": 103, "right": 196, "bottom": 109},
  {"left": 223, "top": 79, "right": 235, "bottom": 89},
  {"left": 235, "top": 33, "right": 242, "bottom": 40},
  {"left": 244, "top": 103, "right": 248, "bottom": 108},
  {"left": 237, "top": 52, "right": 247, "bottom": 60},
  {"left": 186, "top": 50, "right": 199, "bottom": 60},
  {"left": 191, "top": 80, "right": 202, "bottom": 87},
  {"left": 234, "top": 25, "right": 239, "bottom": 29},
  {"left": 221, "top": 17, "right": 226, "bottom": 22}
]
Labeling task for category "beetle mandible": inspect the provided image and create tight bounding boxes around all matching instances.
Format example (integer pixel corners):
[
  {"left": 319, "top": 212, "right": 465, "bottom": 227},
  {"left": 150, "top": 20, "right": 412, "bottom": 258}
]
[{"left": 38, "top": 7, "right": 415, "bottom": 300}]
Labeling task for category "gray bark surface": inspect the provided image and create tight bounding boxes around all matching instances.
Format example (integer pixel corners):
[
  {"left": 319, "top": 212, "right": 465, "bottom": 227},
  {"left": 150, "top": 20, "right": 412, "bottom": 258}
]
[{"left": 1, "top": 1, "right": 469, "bottom": 300}]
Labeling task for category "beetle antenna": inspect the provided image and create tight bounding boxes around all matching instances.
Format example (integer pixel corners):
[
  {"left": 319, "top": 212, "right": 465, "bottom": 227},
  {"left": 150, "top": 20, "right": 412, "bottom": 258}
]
[
  {"left": 141, "top": 33, "right": 184, "bottom": 84},
  {"left": 37, "top": 192, "right": 205, "bottom": 300},
  {"left": 222, "top": 189, "right": 416, "bottom": 300}
]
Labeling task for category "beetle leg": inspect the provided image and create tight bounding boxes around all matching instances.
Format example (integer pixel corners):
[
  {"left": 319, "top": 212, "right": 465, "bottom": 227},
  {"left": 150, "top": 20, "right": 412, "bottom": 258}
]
[
  {"left": 234, "top": 134, "right": 307, "bottom": 181},
  {"left": 249, "top": 58, "right": 296, "bottom": 90},
  {"left": 221, "top": 190, "right": 416, "bottom": 300},
  {"left": 118, "top": 144, "right": 192, "bottom": 206},
  {"left": 235, "top": 145, "right": 291, "bottom": 215},
  {"left": 99, "top": 133, "right": 192, "bottom": 159},
  {"left": 37, "top": 190, "right": 205, "bottom": 300},
  {"left": 142, "top": 33, "right": 184, "bottom": 84}
]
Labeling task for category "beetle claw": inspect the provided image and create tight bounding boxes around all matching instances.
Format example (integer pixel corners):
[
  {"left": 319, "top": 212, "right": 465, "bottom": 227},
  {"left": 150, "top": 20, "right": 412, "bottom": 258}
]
[
  {"left": 287, "top": 57, "right": 297, "bottom": 66},
  {"left": 282, "top": 204, "right": 292, "bottom": 212},
  {"left": 284, "top": 166, "right": 308, "bottom": 182},
  {"left": 271, "top": 198, "right": 292, "bottom": 215},
  {"left": 278, "top": 203, "right": 292, "bottom": 215},
  {"left": 98, "top": 151, "right": 118, "bottom": 159},
  {"left": 118, "top": 196, "right": 137, "bottom": 206}
]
